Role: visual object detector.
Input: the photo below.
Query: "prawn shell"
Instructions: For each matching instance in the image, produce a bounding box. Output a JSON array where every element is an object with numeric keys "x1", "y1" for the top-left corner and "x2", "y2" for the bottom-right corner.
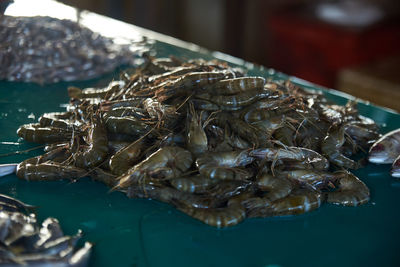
[
  {"x1": 369, "y1": 128, "x2": 400, "y2": 164},
  {"x1": 177, "y1": 203, "x2": 246, "y2": 228},
  {"x1": 326, "y1": 172, "x2": 370, "y2": 206},
  {"x1": 17, "y1": 124, "x2": 73, "y2": 143},
  {"x1": 16, "y1": 162, "x2": 87, "y2": 181}
]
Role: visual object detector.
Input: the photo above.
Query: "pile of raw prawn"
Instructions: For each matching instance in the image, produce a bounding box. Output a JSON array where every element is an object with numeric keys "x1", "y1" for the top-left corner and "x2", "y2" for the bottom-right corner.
[{"x1": 15, "y1": 58, "x2": 381, "y2": 227}]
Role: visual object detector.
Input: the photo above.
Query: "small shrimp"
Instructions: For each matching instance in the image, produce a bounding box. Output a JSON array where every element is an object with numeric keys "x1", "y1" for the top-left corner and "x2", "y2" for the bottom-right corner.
[
  {"x1": 247, "y1": 188, "x2": 322, "y2": 218},
  {"x1": 325, "y1": 171, "x2": 370, "y2": 206},
  {"x1": 187, "y1": 103, "x2": 208, "y2": 156},
  {"x1": 369, "y1": 128, "x2": 400, "y2": 164},
  {"x1": 109, "y1": 140, "x2": 144, "y2": 175},
  {"x1": 205, "y1": 77, "x2": 266, "y2": 95},
  {"x1": 17, "y1": 123, "x2": 73, "y2": 144},
  {"x1": 16, "y1": 162, "x2": 87, "y2": 181},
  {"x1": 196, "y1": 150, "x2": 255, "y2": 180},
  {"x1": 250, "y1": 146, "x2": 329, "y2": 170},
  {"x1": 113, "y1": 146, "x2": 193, "y2": 190},
  {"x1": 321, "y1": 126, "x2": 360, "y2": 169},
  {"x1": 391, "y1": 154, "x2": 400, "y2": 178},
  {"x1": 176, "y1": 201, "x2": 246, "y2": 228},
  {"x1": 256, "y1": 172, "x2": 293, "y2": 201},
  {"x1": 169, "y1": 174, "x2": 218, "y2": 193},
  {"x1": 74, "y1": 115, "x2": 108, "y2": 169}
]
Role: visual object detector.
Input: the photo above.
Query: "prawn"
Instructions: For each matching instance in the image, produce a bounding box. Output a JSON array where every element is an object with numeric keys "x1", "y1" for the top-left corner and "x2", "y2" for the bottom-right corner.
[
  {"x1": 205, "y1": 77, "x2": 266, "y2": 95},
  {"x1": 247, "y1": 187, "x2": 322, "y2": 217},
  {"x1": 109, "y1": 140, "x2": 144, "y2": 175},
  {"x1": 143, "y1": 98, "x2": 176, "y2": 120},
  {"x1": 273, "y1": 126, "x2": 295, "y2": 147},
  {"x1": 215, "y1": 112, "x2": 260, "y2": 147},
  {"x1": 169, "y1": 174, "x2": 218, "y2": 193},
  {"x1": 250, "y1": 146, "x2": 329, "y2": 171},
  {"x1": 325, "y1": 171, "x2": 370, "y2": 206},
  {"x1": 155, "y1": 72, "x2": 225, "y2": 102},
  {"x1": 369, "y1": 128, "x2": 400, "y2": 164},
  {"x1": 391, "y1": 154, "x2": 400, "y2": 178},
  {"x1": 176, "y1": 201, "x2": 246, "y2": 228},
  {"x1": 128, "y1": 184, "x2": 220, "y2": 208},
  {"x1": 321, "y1": 126, "x2": 360, "y2": 169},
  {"x1": 191, "y1": 99, "x2": 221, "y2": 111},
  {"x1": 256, "y1": 171, "x2": 293, "y2": 201},
  {"x1": 73, "y1": 115, "x2": 108, "y2": 169},
  {"x1": 16, "y1": 162, "x2": 87, "y2": 181},
  {"x1": 278, "y1": 169, "x2": 335, "y2": 191},
  {"x1": 196, "y1": 150, "x2": 255, "y2": 180},
  {"x1": 67, "y1": 81, "x2": 122, "y2": 99},
  {"x1": 112, "y1": 146, "x2": 193, "y2": 190},
  {"x1": 17, "y1": 123, "x2": 73, "y2": 144},
  {"x1": 104, "y1": 106, "x2": 147, "y2": 120},
  {"x1": 207, "y1": 180, "x2": 251, "y2": 200},
  {"x1": 242, "y1": 106, "x2": 290, "y2": 123},
  {"x1": 90, "y1": 168, "x2": 118, "y2": 188},
  {"x1": 105, "y1": 116, "x2": 152, "y2": 136},
  {"x1": 186, "y1": 103, "x2": 209, "y2": 156},
  {"x1": 39, "y1": 113, "x2": 76, "y2": 129},
  {"x1": 195, "y1": 88, "x2": 278, "y2": 109}
]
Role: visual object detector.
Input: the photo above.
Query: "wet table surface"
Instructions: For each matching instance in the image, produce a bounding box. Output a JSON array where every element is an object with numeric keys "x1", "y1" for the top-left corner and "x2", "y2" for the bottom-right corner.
[{"x1": 1, "y1": 1, "x2": 400, "y2": 266}]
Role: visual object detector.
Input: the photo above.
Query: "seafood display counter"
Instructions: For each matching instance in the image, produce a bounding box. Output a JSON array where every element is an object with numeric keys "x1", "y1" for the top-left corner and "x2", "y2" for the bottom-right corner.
[{"x1": 1, "y1": 1, "x2": 400, "y2": 266}]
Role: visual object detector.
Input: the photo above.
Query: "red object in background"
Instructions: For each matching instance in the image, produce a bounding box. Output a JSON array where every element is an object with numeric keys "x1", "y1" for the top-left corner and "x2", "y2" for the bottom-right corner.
[{"x1": 266, "y1": 11, "x2": 400, "y2": 87}]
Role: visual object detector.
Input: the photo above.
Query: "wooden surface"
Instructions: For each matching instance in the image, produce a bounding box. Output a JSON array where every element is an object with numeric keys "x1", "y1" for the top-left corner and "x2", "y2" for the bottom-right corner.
[{"x1": 337, "y1": 56, "x2": 400, "y2": 112}]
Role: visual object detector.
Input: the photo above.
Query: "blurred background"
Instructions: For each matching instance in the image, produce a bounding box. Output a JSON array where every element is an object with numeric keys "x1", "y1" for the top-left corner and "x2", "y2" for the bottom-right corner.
[{"x1": 60, "y1": 0, "x2": 400, "y2": 110}]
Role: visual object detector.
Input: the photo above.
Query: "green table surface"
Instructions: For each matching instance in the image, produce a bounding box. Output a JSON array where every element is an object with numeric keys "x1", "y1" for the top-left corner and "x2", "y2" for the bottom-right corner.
[{"x1": 1, "y1": 1, "x2": 400, "y2": 267}]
